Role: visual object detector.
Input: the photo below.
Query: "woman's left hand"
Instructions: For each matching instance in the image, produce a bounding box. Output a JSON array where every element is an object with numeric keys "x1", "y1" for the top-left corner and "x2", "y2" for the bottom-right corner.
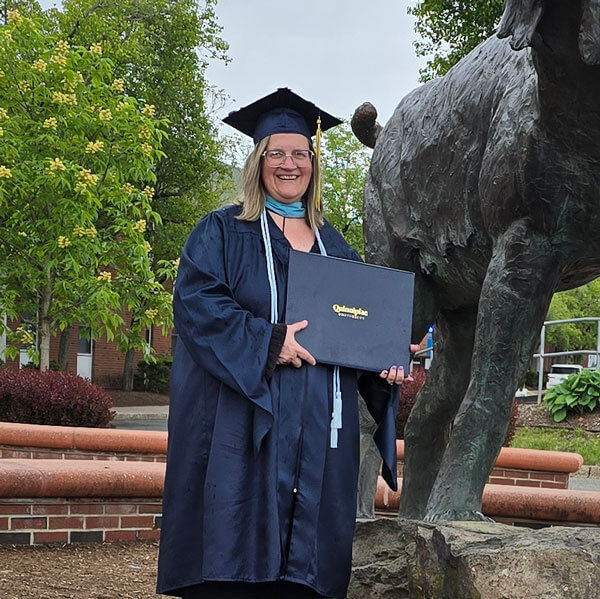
[
  {"x1": 378, "y1": 344, "x2": 421, "y2": 385},
  {"x1": 379, "y1": 365, "x2": 407, "y2": 385}
]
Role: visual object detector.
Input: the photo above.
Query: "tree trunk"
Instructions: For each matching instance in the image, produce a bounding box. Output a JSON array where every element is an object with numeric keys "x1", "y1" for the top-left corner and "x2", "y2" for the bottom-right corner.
[
  {"x1": 39, "y1": 271, "x2": 53, "y2": 371},
  {"x1": 39, "y1": 318, "x2": 51, "y2": 371},
  {"x1": 57, "y1": 325, "x2": 72, "y2": 371},
  {"x1": 122, "y1": 347, "x2": 136, "y2": 391}
]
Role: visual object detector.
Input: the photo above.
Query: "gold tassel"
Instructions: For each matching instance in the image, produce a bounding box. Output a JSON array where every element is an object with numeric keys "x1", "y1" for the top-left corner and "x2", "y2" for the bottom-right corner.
[{"x1": 314, "y1": 115, "x2": 322, "y2": 211}]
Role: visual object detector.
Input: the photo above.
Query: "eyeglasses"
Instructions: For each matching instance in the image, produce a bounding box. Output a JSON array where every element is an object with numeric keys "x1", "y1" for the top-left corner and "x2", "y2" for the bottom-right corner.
[{"x1": 261, "y1": 149, "x2": 314, "y2": 167}]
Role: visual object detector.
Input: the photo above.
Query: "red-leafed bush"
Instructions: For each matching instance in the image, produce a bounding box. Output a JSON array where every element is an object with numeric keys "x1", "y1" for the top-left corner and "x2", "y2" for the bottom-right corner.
[
  {"x1": 395, "y1": 367, "x2": 519, "y2": 446},
  {"x1": 0, "y1": 368, "x2": 114, "y2": 427},
  {"x1": 396, "y1": 367, "x2": 427, "y2": 439}
]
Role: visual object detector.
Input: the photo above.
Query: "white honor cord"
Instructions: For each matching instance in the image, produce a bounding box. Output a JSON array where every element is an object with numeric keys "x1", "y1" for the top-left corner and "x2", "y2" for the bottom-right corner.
[
  {"x1": 260, "y1": 211, "x2": 279, "y2": 324},
  {"x1": 260, "y1": 213, "x2": 342, "y2": 450},
  {"x1": 316, "y1": 229, "x2": 342, "y2": 449}
]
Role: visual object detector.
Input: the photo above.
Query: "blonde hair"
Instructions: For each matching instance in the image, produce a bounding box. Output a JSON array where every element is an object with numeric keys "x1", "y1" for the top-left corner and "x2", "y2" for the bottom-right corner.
[{"x1": 235, "y1": 135, "x2": 323, "y2": 230}]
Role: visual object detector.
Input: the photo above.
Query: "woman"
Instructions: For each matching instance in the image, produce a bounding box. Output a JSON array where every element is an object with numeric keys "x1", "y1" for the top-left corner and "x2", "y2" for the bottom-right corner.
[{"x1": 157, "y1": 89, "x2": 412, "y2": 599}]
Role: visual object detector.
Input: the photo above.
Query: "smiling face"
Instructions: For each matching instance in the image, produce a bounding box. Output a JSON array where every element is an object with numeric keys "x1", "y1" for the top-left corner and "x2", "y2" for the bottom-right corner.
[{"x1": 261, "y1": 133, "x2": 313, "y2": 204}]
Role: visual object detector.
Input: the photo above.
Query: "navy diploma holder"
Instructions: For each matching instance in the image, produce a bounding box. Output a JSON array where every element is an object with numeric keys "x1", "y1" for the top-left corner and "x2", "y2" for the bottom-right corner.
[{"x1": 285, "y1": 250, "x2": 415, "y2": 372}]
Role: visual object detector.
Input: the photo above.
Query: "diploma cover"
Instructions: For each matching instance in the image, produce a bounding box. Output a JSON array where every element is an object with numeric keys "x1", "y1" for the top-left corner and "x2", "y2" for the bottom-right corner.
[{"x1": 285, "y1": 250, "x2": 415, "y2": 372}]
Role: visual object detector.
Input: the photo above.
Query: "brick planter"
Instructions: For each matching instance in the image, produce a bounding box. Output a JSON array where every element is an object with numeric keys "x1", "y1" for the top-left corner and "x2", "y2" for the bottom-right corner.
[
  {"x1": 0, "y1": 459, "x2": 164, "y2": 546},
  {"x1": 0, "y1": 423, "x2": 594, "y2": 544},
  {"x1": 0, "y1": 445, "x2": 166, "y2": 462},
  {"x1": 0, "y1": 422, "x2": 166, "y2": 457},
  {"x1": 0, "y1": 498, "x2": 162, "y2": 545},
  {"x1": 394, "y1": 440, "x2": 582, "y2": 490},
  {"x1": 375, "y1": 478, "x2": 600, "y2": 526}
]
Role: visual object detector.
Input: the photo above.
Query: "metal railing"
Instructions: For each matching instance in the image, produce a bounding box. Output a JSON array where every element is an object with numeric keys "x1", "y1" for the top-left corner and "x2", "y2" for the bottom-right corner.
[{"x1": 533, "y1": 317, "x2": 600, "y2": 403}]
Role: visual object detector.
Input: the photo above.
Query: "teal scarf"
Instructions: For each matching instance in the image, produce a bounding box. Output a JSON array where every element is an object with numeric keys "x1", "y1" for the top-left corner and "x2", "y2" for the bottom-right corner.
[{"x1": 265, "y1": 195, "x2": 305, "y2": 218}]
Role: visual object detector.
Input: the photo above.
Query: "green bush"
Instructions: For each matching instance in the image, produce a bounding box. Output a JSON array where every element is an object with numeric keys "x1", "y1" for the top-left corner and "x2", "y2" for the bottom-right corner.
[
  {"x1": 543, "y1": 368, "x2": 600, "y2": 422},
  {"x1": 523, "y1": 370, "x2": 546, "y2": 388},
  {"x1": 134, "y1": 354, "x2": 172, "y2": 394}
]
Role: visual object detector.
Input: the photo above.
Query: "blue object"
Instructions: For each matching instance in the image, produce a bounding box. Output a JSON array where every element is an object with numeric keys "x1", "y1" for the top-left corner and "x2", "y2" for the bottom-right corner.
[
  {"x1": 426, "y1": 325, "x2": 434, "y2": 359},
  {"x1": 157, "y1": 206, "x2": 400, "y2": 598},
  {"x1": 265, "y1": 195, "x2": 306, "y2": 218},
  {"x1": 255, "y1": 107, "x2": 311, "y2": 142},
  {"x1": 286, "y1": 250, "x2": 414, "y2": 373}
]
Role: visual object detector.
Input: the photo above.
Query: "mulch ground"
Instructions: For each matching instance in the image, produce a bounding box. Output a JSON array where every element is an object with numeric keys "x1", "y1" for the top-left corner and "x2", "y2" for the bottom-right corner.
[
  {"x1": 517, "y1": 402, "x2": 600, "y2": 433},
  {"x1": 0, "y1": 542, "x2": 166, "y2": 598},
  {"x1": 108, "y1": 391, "x2": 169, "y2": 408}
]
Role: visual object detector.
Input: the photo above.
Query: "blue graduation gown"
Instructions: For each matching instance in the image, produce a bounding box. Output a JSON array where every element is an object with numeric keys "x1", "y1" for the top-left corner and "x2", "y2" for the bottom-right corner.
[{"x1": 157, "y1": 206, "x2": 398, "y2": 598}]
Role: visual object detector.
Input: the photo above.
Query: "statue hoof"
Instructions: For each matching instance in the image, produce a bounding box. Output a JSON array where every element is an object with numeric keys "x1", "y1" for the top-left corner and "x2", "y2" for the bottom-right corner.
[{"x1": 424, "y1": 509, "x2": 494, "y2": 523}]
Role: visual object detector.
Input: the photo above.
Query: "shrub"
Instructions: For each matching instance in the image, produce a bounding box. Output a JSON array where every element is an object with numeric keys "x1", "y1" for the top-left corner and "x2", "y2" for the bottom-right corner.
[
  {"x1": 396, "y1": 367, "x2": 427, "y2": 438},
  {"x1": 394, "y1": 367, "x2": 519, "y2": 446},
  {"x1": 504, "y1": 398, "x2": 519, "y2": 446},
  {"x1": 543, "y1": 368, "x2": 600, "y2": 422},
  {"x1": 134, "y1": 354, "x2": 172, "y2": 394},
  {"x1": 0, "y1": 368, "x2": 114, "y2": 427},
  {"x1": 523, "y1": 370, "x2": 545, "y2": 388}
]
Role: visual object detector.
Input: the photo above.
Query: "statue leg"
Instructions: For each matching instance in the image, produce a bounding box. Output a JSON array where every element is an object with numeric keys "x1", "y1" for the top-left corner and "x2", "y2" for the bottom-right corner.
[
  {"x1": 424, "y1": 222, "x2": 558, "y2": 521},
  {"x1": 356, "y1": 393, "x2": 379, "y2": 519},
  {"x1": 399, "y1": 308, "x2": 477, "y2": 519}
]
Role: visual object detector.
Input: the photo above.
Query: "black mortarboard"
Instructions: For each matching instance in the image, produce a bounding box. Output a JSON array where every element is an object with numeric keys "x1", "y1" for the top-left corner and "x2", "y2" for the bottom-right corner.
[{"x1": 223, "y1": 88, "x2": 342, "y2": 143}]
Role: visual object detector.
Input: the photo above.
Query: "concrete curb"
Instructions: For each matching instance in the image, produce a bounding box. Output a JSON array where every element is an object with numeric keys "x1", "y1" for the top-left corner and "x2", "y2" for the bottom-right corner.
[{"x1": 112, "y1": 406, "x2": 169, "y2": 421}]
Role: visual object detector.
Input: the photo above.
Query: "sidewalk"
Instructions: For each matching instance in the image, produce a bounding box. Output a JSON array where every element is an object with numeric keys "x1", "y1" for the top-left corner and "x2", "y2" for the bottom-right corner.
[
  {"x1": 570, "y1": 465, "x2": 600, "y2": 492},
  {"x1": 112, "y1": 405, "x2": 168, "y2": 431}
]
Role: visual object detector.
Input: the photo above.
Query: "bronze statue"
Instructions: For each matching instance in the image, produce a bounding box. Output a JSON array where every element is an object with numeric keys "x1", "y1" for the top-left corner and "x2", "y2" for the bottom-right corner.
[{"x1": 352, "y1": 0, "x2": 600, "y2": 521}]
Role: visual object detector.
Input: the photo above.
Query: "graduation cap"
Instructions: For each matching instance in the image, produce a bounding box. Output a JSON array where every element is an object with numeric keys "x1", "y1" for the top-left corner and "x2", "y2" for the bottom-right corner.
[
  {"x1": 223, "y1": 88, "x2": 343, "y2": 211},
  {"x1": 223, "y1": 87, "x2": 342, "y2": 144}
]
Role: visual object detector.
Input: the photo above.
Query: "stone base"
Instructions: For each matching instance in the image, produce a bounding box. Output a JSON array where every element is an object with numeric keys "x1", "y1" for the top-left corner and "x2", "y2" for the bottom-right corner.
[{"x1": 350, "y1": 519, "x2": 600, "y2": 599}]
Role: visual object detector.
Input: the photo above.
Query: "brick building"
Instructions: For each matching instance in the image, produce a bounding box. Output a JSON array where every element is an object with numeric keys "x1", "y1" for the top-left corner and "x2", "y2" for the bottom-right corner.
[{"x1": 0, "y1": 316, "x2": 173, "y2": 389}]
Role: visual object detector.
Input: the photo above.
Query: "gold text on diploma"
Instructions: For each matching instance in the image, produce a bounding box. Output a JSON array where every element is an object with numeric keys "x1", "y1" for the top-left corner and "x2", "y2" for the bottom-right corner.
[{"x1": 332, "y1": 304, "x2": 369, "y2": 320}]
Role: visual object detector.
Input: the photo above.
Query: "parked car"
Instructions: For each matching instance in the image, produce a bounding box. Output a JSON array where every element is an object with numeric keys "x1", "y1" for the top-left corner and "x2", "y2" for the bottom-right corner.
[{"x1": 546, "y1": 364, "x2": 584, "y2": 389}]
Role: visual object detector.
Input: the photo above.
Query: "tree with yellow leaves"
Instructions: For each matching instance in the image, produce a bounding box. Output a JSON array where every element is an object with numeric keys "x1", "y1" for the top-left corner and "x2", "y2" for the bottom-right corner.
[{"x1": 0, "y1": 8, "x2": 176, "y2": 371}]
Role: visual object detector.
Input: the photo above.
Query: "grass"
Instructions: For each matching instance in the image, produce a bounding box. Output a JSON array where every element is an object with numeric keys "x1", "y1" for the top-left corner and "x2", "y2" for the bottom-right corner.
[{"x1": 510, "y1": 427, "x2": 600, "y2": 465}]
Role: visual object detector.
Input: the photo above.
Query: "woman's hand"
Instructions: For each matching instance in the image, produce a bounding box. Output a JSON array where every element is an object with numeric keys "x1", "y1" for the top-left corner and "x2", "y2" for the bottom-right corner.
[
  {"x1": 277, "y1": 320, "x2": 316, "y2": 368},
  {"x1": 378, "y1": 344, "x2": 421, "y2": 384}
]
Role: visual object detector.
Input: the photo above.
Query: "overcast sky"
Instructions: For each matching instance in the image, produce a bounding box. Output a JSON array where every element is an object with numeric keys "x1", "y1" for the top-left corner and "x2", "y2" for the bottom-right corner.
[
  {"x1": 207, "y1": 1, "x2": 426, "y2": 128},
  {"x1": 39, "y1": 0, "x2": 427, "y2": 131}
]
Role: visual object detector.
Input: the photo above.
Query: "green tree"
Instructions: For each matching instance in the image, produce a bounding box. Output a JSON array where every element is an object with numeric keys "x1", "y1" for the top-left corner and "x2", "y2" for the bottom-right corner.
[
  {"x1": 1, "y1": 0, "x2": 41, "y2": 20},
  {"x1": 0, "y1": 9, "x2": 176, "y2": 371},
  {"x1": 409, "y1": 0, "x2": 503, "y2": 80},
  {"x1": 321, "y1": 122, "x2": 371, "y2": 256},
  {"x1": 51, "y1": 0, "x2": 231, "y2": 385},
  {"x1": 53, "y1": 0, "x2": 232, "y2": 263},
  {"x1": 546, "y1": 280, "x2": 600, "y2": 356}
]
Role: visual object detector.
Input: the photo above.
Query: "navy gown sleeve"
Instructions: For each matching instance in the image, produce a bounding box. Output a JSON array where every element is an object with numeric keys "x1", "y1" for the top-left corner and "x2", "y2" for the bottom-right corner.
[
  {"x1": 358, "y1": 373, "x2": 400, "y2": 492},
  {"x1": 173, "y1": 211, "x2": 274, "y2": 451}
]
